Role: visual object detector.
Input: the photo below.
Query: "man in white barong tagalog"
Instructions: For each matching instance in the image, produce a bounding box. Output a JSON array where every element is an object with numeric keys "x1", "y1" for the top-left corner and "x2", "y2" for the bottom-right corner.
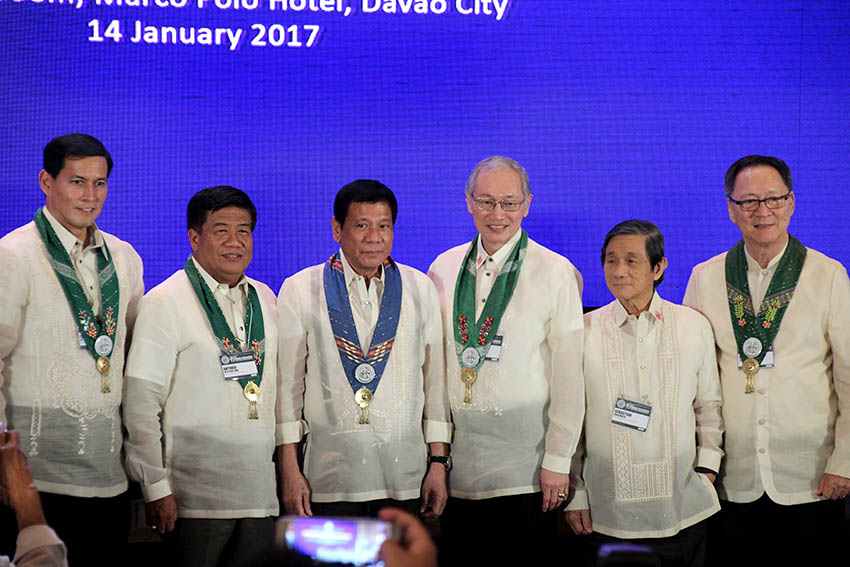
[
  {"x1": 567, "y1": 220, "x2": 723, "y2": 567},
  {"x1": 428, "y1": 156, "x2": 585, "y2": 566},
  {"x1": 277, "y1": 179, "x2": 451, "y2": 519},
  {"x1": 0, "y1": 134, "x2": 144, "y2": 564},
  {"x1": 683, "y1": 155, "x2": 850, "y2": 565},
  {"x1": 123, "y1": 186, "x2": 281, "y2": 567}
]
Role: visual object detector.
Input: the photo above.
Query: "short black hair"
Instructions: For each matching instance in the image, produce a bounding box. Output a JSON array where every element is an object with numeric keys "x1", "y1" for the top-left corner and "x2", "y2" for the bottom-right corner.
[
  {"x1": 187, "y1": 186, "x2": 257, "y2": 233},
  {"x1": 43, "y1": 133, "x2": 113, "y2": 178},
  {"x1": 333, "y1": 179, "x2": 398, "y2": 227},
  {"x1": 724, "y1": 155, "x2": 792, "y2": 198},
  {"x1": 601, "y1": 220, "x2": 666, "y2": 288}
]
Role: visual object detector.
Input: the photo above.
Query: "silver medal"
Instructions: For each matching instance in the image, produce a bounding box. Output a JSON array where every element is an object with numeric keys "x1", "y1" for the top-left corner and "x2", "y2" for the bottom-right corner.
[
  {"x1": 94, "y1": 335, "x2": 113, "y2": 357},
  {"x1": 354, "y1": 363, "x2": 376, "y2": 384},
  {"x1": 742, "y1": 337, "x2": 763, "y2": 358},
  {"x1": 461, "y1": 347, "x2": 481, "y2": 368}
]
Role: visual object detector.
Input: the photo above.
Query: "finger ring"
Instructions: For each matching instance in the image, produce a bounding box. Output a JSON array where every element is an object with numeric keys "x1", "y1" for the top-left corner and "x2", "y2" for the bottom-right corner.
[{"x1": 557, "y1": 492, "x2": 566, "y2": 499}]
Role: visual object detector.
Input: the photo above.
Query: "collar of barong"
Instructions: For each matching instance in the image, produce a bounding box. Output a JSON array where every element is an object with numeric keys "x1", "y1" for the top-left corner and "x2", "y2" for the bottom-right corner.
[
  {"x1": 33, "y1": 207, "x2": 120, "y2": 362},
  {"x1": 184, "y1": 257, "x2": 265, "y2": 388},
  {"x1": 323, "y1": 252, "x2": 402, "y2": 397},
  {"x1": 725, "y1": 234, "x2": 807, "y2": 366},
  {"x1": 452, "y1": 229, "x2": 528, "y2": 370}
]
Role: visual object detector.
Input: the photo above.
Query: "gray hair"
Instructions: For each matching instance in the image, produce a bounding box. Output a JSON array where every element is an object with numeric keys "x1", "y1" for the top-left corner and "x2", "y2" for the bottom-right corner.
[{"x1": 465, "y1": 156, "x2": 530, "y2": 198}]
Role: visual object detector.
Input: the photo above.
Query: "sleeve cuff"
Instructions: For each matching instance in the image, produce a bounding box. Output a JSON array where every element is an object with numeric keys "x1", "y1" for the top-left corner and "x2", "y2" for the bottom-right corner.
[
  {"x1": 143, "y1": 477, "x2": 173, "y2": 503},
  {"x1": 279, "y1": 420, "x2": 310, "y2": 445},
  {"x1": 423, "y1": 419, "x2": 453, "y2": 444},
  {"x1": 824, "y1": 454, "x2": 850, "y2": 479},
  {"x1": 696, "y1": 448, "x2": 723, "y2": 473},
  {"x1": 542, "y1": 451, "x2": 571, "y2": 474},
  {"x1": 565, "y1": 489, "x2": 588, "y2": 511},
  {"x1": 15, "y1": 525, "x2": 64, "y2": 556}
]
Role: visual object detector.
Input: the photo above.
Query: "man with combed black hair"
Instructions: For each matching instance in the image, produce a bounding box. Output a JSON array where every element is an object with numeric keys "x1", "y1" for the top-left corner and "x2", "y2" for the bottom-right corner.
[
  {"x1": 277, "y1": 179, "x2": 451, "y2": 518},
  {"x1": 684, "y1": 155, "x2": 850, "y2": 564},
  {"x1": 0, "y1": 134, "x2": 144, "y2": 564},
  {"x1": 567, "y1": 220, "x2": 723, "y2": 566},
  {"x1": 428, "y1": 156, "x2": 584, "y2": 565},
  {"x1": 123, "y1": 186, "x2": 281, "y2": 567}
]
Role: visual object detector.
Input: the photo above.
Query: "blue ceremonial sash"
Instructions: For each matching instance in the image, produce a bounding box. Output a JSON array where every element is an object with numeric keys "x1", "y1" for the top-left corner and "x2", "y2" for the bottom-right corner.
[{"x1": 323, "y1": 252, "x2": 402, "y2": 399}]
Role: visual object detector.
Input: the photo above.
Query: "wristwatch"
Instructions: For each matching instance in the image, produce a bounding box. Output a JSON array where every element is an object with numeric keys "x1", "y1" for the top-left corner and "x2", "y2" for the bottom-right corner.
[{"x1": 428, "y1": 455, "x2": 452, "y2": 471}]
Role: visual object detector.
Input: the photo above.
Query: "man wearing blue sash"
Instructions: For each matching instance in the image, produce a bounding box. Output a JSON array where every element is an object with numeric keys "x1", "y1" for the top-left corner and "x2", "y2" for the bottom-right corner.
[
  {"x1": 428, "y1": 156, "x2": 585, "y2": 565},
  {"x1": 123, "y1": 186, "x2": 280, "y2": 566},
  {"x1": 277, "y1": 180, "x2": 451, "y2": 518},
  {"x1": 684, "y1": 155, "x2": 850, "y2": 564},
  {"x1": 0, "y1": 134, "x2": 144, "y2": 564}
]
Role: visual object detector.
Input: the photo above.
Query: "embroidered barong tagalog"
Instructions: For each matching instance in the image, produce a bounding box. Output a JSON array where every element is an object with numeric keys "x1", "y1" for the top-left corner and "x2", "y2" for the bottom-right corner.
[
  {"x1": 323, "y1": 253, "x2": 402, "y2": 424},
  {"x1": 724, "y1": 235, "x2": 806, "y2": 393},
  {"x1": 34, "y1": 207, "x2": 120, "y2": 393},
  {"x1": 184, "y1": 258, "x2": 266, "y2": 419},
  {"x1": 452, "y1": 230, "x2": 528, "y2": 403}
]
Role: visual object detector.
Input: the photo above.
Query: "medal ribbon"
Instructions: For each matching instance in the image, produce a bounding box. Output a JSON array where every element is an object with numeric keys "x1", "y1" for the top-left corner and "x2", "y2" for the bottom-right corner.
[
  {"x1": 323, "y1": 252, "x2": 402, "y2": 397},
  {"x1": 184, "y1": 258, "x2": 265, "y2": 389},
  {"x1": 452, "y1": 230, "x2": 528, "y2": 371},
  {"x1": 33, "y1": 207, "x2": 120, "y2": 364},
  {"x1": 724, "y1": 235, "x2": 807, "y2": 366}
]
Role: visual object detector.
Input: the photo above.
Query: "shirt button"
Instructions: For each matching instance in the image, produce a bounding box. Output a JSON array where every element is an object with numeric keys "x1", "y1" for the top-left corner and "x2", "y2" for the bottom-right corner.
[
  {"x1": 640, "y1": 364, "x2": 646, "y2": 370},
  {"x1": 758, "y1": 388, "x2": 765, "y2": 395},
  {"x1": 485, "y1": 272, "x2": 492, "y2": 277},
  {"x1": 758, "y1": 448, "x2": 766, "y2": 454},
  {"x1": 481, "y1": 298, "x2": 486, "y2": 303},
  {"x1": 638, "y1": 338, "x2": 644, "y2": 343},
  {"x1": 758, "y1": 418, "x2": 765, "y2": 425}
]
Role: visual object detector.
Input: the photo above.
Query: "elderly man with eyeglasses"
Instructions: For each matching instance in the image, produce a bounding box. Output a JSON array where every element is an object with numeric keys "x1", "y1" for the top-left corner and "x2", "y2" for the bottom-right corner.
[
  {"x1": 427, "y1": 156, "x2": 585, "y2": 566},
  {"x1": 683, "y1": 155, "x2": 850, "y2": 565}
]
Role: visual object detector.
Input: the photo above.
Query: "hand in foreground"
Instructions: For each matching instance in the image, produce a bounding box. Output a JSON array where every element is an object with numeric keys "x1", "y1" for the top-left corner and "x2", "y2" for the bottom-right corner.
[
  {"x1": 540, "y1": 468, "x2": 569, "y2": 512},
  {"x1": 419, "y1": 463, "x2": 447, "y2": 517},
  {"x1": 566, "y1": 508, "x2": 593, "y2": 535},
  {"x1": 0, "y1": 426, "x2": 47, "y2": 529},
  {"x1": 378, "y1": 508, "x2": 437, "y2": 567},
  {"x1": 146, "y1": 494, "x2": 177, "y2": 534},
  {"x1": 817, "y1": 473, "x2": 850, "y2": 500}
]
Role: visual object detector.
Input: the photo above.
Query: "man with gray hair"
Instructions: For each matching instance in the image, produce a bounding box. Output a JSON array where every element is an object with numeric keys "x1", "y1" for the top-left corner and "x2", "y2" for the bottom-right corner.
[
  {"x1": 683, "y1": 155, "x2": 850, "y2": 564},
  {"x1": 428, "y1": 156, "x2": 584, "y2": 565}
]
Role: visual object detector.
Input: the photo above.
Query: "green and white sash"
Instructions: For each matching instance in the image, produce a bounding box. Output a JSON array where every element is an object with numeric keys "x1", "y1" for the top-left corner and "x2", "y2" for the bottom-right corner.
[
  {"x1": 452, "y1": 230, "x2": 527, "y2": 403},
  {"x1": 34, "y1": 207, "x2": 119, "y2": 393}
]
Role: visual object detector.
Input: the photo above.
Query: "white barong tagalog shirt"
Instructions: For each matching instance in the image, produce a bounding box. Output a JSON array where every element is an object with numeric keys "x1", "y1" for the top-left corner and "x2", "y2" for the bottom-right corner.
[
  {"x1": 568, "y1": 294, "x2": 723, "y2": 538},
  {"x1": 0, "y1": 212, "x2": 144, "y2": 497},
  {"x1": 277, "y1": 251, "x2": 452, "y2": 502},
  {"x1": 684, "y1": 245, "x2": 850, "y2": 504},
  {"x1": 123, "y1": 259, "x2": 280, "y2": 518},
  {"x1": 428, "y1": 232, "x2": 585, "y2": 499}
]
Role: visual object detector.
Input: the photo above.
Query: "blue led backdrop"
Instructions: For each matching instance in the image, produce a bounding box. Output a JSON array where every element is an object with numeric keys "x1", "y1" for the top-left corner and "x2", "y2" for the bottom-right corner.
[{"x1": 1, "y1": 1, "x2": 848, "y2": 306}]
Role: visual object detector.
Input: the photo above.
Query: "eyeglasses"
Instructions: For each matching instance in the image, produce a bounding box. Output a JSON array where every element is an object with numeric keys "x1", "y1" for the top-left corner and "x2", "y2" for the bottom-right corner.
[
  {"x1": 470, "y1": 196, "x2": 527, "y2": 212},
  {"x1": 728, "y1": 191, "x2": 792, "y2": 212}
]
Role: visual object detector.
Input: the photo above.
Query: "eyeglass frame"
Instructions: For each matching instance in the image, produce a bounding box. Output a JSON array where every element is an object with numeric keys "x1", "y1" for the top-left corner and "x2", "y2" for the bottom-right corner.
[
  {"x1": 469, "y1": 195, "x2": 528, "y2": 212},
  {"x1": 727, "y1": 191, "x2": 792, "y2": 212}
]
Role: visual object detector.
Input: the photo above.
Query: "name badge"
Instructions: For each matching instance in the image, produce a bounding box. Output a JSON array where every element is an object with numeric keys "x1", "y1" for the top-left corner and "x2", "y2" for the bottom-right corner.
[
  {"x1": 485, "y1": 335, "x2": 503, "y2": 361},
  {"x1": 220, "y1": 351, "x2": 258, "y2": 381},
  {"x1": 611, "y1": 397, "x2": 651, "y2": 432},
  {"x1": 737, "y1": 345, "x2": 775, "y2": 369}
]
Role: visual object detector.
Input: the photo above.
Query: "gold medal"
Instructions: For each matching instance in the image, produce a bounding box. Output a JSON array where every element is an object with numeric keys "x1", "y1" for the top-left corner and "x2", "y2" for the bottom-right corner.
[
  {"x1": 96, "y1": 356, "x2": 111, "y2": 393},
  {"x1": 460, "y1": 367, "x2": 477, "y2": 404},
  {"x1": 355, "y1": 386, "x2": 373, "y2": 424},
  {"x1": 742, "y1": 357, "x2": 759, "y2": 394},
  {"x1": 243, "y1": 381, "x2": 260, "y2": 420}
]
